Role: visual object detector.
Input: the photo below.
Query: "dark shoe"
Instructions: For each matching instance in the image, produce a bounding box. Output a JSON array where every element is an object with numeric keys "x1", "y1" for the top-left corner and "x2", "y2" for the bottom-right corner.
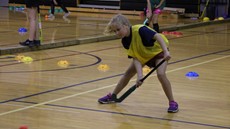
[
  {"x1": 34, "y1": 40, "x2": 41, "y2": 46},
  {"x1": 98, "y1": 93, "x2": 117, "y2": 104},
  {"x1": 168, "y1": 101, "x2": 179, "y2": 113},
  {"x1": 19, "y1": 39, "x2": 34, "y2": 47}
]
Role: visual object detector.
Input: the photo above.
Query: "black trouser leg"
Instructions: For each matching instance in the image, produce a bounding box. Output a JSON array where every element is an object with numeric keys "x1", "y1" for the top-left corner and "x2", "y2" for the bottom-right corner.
[
  {"x1": 57, "y1": 0, "x2": 69, "y2": 13},
  {"x1": 153, "y1": 23, "x2": 159, "y2": 33},
  {"x1": 50, "y1": 0, "x2": 55, "y2": 14}
]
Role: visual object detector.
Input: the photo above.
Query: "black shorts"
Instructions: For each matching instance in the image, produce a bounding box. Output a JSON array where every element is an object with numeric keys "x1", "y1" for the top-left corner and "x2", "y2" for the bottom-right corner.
[
  {"x1": 145, "y1": 52, "x2": 164, "y2": 68},
  {"x1": 25, "y1": 0, "x2": 39, "y2": 8}
]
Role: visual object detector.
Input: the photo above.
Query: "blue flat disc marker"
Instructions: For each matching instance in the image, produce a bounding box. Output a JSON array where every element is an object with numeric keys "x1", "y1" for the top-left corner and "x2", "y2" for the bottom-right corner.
[{"x1": 185, "y1": 71, "x2": 199, "y2": 80}]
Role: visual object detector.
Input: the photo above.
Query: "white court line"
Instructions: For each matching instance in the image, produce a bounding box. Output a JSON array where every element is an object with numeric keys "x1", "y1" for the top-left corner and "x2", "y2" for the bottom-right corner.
[
  {"x1": 4, "y1": 103, "x2": 81, "y2": 114},
  {"x1": 0, "y1": 55, "x2": 229, "y2": 116}
]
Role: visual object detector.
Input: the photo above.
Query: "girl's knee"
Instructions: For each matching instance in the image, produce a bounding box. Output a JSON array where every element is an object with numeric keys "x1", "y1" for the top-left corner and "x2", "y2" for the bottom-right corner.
[
  {"x1": 125, "y1": 70, "x2": 135, "y2": 77},
  {"x1": 157, "y1": 72, "x2": 166, "y2": 79}
]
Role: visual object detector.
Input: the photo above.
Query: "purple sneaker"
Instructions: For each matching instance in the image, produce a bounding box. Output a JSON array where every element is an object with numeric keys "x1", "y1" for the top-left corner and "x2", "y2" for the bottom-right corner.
[
  {"x1": 168, "y1": 101, "x2": 179, "y2": 113},
  {"x1": 98, "y1": 93, "x2": 117, "y2": 104}
]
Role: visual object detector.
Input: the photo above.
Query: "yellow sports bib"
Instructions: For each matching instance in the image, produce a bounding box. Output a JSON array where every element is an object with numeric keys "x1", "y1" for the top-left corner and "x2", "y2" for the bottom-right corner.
[{"x1": 127, "y1": 25, "x2": 169, "y2": 64}]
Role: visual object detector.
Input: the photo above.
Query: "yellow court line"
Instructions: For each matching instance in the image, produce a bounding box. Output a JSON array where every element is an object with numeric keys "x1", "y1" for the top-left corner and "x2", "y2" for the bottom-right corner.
[{"x1": 0, "y1": 55, "x2": 229, "y2": 116}]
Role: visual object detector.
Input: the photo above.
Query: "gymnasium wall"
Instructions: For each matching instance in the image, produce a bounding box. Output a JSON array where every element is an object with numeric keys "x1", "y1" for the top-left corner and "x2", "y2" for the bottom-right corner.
[
  {"x1": 166, "y1": 0, "x2": 200, "y2": 13},
  {"x1": 7, "y1": 0, "x2": 201, "y2": 13},
  {"x1": 200, "y1": 0, "x2": 229, "y2": 19},
  {"x1": 8, "y1": 0, "x2": 77, "y2": 7},
  {"x1": 9, "y1": 0, "x2": 229, "y2": 16},
  {"x1": 77, "y1": 0, "x2": 200, "y2": 13},
  {"x1": 0, "y1": 0, "x2": 9, "y2": 6},
  {"x1": 120, "y1": 0, "x2": 200, "y2": 13}
]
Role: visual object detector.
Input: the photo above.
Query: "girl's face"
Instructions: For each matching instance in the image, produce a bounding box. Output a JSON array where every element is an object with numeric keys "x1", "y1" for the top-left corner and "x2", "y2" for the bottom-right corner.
[{"x1": 110, "y1": 24, "x2": 129, "y2": 38}]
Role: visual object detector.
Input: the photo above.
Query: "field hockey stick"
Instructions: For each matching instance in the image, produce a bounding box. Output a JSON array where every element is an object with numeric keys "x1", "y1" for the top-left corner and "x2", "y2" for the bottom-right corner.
[
  {"x1": 116, "y1": 59, "x2": 166, "y2": 102},
  {"x1": 143, "y1": 18, "x2": 149, "y2": 26},
  {"x1": 37, "y1": 6, "x2": 43, "y2": 42},
  {"x1": 200, "y1": 0, "x2": 210, "y2": 19}
]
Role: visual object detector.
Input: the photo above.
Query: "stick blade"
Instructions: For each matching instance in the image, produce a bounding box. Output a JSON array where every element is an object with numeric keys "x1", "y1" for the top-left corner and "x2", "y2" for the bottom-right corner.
[{"x1": 116, "y1": 85, "x2": 137, "y2": 102}]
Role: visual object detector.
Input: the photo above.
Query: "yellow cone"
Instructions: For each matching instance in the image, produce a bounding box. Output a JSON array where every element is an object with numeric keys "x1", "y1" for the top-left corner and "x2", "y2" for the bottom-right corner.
[
  {"x1": 218, "y1": 17, "x2": 224, "y2": 20},
  {"x1": 97, "y1": 64, "x2": 110, "y2": 72},
  {"x1": 203, "y1": 17, "x2": 210, "y2": 22},
  {"x1": 57, "y1": 60, "x2": 69, "y2": 68},
  {"x1": 21, "y1": 56, "x2": 33, "y2": 64},
  {"x1": 15, "y1": 55, "x2": 25, "y2": 62}
]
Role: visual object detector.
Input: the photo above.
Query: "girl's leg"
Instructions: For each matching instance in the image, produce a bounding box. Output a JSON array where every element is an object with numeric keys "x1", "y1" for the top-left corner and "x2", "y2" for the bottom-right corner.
[
  {"x1": 151, "y1": 13, "x2": 160, "y2": 32},
  {"x1": 155, "y1": 59, "x2": 174, "y2": 101},
  {"x1": 98, "y1": 62, "x2": 136, "y2": 104},
  {"x1": 57, "y1": 0, "x2": 69, "y2": 13},
  {"x1": 28, "y1": 8, "x2": 37, "y2": 41},
  {"x1": 113, "y1": 62, "x2": 137, "y2": 95},
  {"x1": 145, "y1": 14, "x2": 152, "y2": 27},
  {"x1": 50, "y1": 0, "x2": 55, "y2": 15}
]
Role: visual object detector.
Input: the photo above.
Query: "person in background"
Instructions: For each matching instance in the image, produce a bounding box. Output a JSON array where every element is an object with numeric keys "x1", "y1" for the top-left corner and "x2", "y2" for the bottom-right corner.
[
  {"x1": 146, "y1": 0, "x2": 166, "y2": 32},
  {"x1": 47, "y1": 0, "x2": 70, "y2": 20},
  {"x1": 19, "y1": 0, "x2": 40, "y2": 47}
]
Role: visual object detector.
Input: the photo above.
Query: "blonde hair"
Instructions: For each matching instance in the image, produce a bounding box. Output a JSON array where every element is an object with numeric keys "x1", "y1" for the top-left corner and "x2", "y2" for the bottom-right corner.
[{"x1": 104, "y1": 14, "x2": 131, "y2": 35}]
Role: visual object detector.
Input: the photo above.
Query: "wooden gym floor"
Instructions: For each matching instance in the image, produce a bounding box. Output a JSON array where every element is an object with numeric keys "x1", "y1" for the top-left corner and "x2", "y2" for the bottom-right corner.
[{"x1": 0, "y1": 5, "x2": 230, "y2": 129}]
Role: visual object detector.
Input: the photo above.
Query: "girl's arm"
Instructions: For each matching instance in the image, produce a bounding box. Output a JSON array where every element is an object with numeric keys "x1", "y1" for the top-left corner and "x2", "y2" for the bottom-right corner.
[
  {"x1": 146, "y1": 0, "x2": 152, "y2": 18},
  {"x1": 154, "y1": 34, "x2": 171, "y2": 61},
  {"x1": 133, "y1": 58, "x2": 143, "y2": 87},
  {"x1": 156, "y1": 0, "x2": 165, "y2": 8}
]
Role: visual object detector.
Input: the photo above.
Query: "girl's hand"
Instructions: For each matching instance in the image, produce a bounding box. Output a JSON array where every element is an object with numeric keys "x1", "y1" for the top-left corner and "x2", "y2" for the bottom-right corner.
[
  {"x1": 164, "y1": 51, "x2": 171, "y2": 61},
  {"x1": 136, "y1": 79, "x2": 143, "y2": 87}
]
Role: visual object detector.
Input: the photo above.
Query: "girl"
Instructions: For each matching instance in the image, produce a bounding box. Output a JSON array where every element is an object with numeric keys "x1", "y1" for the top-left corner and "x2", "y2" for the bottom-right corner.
[{"x1": 98, "y1": 14, "x2": 178, "y2": 113}]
